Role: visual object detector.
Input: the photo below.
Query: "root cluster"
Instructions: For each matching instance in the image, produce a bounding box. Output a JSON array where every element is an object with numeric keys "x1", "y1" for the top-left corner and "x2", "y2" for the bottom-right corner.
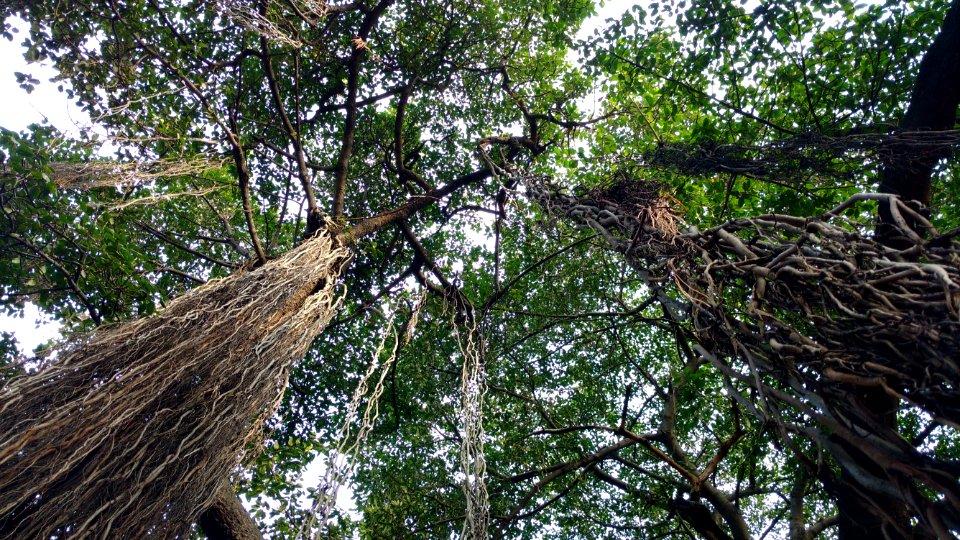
[
  {"x1": 51, "y1": 156, "x2": 229, "y2": 190},
  {"x1": 456, "y1": 313, "x2": 489, "y2": 540},
  {"x1": 527, "y1": 175, "x2": 960, "y2": 536}
]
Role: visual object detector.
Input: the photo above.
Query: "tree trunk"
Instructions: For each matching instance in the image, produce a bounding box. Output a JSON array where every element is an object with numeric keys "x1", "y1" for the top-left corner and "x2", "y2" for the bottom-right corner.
[
  {"x1": 198, "y1": 484, "x2": 264, "y2": 540},
  {"x1": 0, "y1": 232, "x2": 350, "y2": 539},
  {"x1": 877, "y1": 0, "x2": 960, "y2": 246},
  {"x1": 838, "y1": 1, "x2": 960, "y2": 538}
]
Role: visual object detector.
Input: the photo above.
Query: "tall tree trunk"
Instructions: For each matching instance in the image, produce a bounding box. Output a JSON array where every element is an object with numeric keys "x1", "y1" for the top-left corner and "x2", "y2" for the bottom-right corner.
[
  {"x1": 839, "y1": 1, "x2": 960, "y2": 538},
  {"x1": 0, "y1": 232, "x2": 350, "y2": 539},
  {"x1": 878, "y1": 0, "x2": 960, "y2": 230}
]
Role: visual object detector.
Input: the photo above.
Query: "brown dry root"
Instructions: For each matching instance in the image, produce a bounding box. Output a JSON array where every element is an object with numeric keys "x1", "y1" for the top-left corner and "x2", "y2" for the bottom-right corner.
[
  {"x1": 50, "y1": 156, "x2": 230, "y2": 190},
  {"x1": 527, "y1": 176, "x2": 960, "y2": 537},
  {"x1": 0, "y1": 230, "x2": 350, "y2": 539}
]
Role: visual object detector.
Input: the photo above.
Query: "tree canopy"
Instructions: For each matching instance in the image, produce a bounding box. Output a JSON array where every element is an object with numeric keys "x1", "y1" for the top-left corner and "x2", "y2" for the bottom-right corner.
[{"x1": 1, "y1": 0, "x2": 959, "y2": 538}]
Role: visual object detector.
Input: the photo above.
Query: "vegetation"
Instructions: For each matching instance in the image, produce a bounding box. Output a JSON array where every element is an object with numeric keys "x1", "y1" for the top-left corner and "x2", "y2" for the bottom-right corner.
[{"x1": 0, "y1": 0, "x2": 958, "y2": 538}]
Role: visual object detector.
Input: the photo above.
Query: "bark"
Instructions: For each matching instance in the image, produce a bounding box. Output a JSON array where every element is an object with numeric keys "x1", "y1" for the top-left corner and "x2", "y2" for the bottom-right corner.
[
  {"x1": 330, "y1": 0, "x2": 395, "y2": 219},
  {"x1": 198, "y1": 484, "x2": 264, "y2": 540}
]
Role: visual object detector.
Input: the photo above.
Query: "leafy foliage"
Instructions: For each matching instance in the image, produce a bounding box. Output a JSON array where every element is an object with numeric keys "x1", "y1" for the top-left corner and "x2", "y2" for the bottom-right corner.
[{"x1": 1, "y1": 0, "x2": 959, "y2": 538}]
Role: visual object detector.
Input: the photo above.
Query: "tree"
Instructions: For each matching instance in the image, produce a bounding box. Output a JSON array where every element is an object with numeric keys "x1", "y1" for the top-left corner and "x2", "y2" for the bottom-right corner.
[
  {"x1": 0, "y1": 0, "x2": 591, "y2": 537},
  {"x1": 1, "y1": 0, "x2": 958, "y2": 538}
]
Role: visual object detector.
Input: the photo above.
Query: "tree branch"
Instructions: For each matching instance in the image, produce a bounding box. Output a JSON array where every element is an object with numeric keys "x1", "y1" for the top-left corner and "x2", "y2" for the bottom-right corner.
[
  {"x1": 259, "y1": 37, "x2": 320, "y2": 231},
  {"x1": 331, "y1": 0, "x2": 395, "y2": 218},
  {"x1": 336, "y1": 167, "x2": 492, "y2": 244}
]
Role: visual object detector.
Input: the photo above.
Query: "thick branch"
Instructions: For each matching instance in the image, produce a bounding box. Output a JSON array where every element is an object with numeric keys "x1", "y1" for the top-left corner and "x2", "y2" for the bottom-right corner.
[
  {"x1": 879, "y1": 0, "x2": 960, "y2": 206},
  {"x1": 673, "y1": 498, "x2": 735, "y2": 540},
  {"x1": 878, "y1": 0, "x2": 960, "y2": 241},
  {"x1": 259, "y1": 38, "x2": 319, "y2": 228},
  {"x1": 230, "y1": 142, "x2": 268, "y2": 265},
  {"x1": 847, "y1": 3, "x2": 960, "y2": 536},
  {"x1": 336, "y1": 167, "x2": 491, "y2": 244},
  {"x1": 331, "y1": 0, "x2": 394, "y2": 218}
]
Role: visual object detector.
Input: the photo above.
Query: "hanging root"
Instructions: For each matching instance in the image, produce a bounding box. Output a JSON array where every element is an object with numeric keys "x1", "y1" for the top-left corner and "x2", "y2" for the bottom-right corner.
[
  {"x1": 50, "y1": 156, "x2": 230, "y2": 191},
  {"x1": 300, "y1": 310, "x2": 400, "y2": 539},
  {"x1": 0, "y1": 230, "x2": 350, "y2": 539},
  {"x1": 455, "y1": 312, "x2": 490, "y2": 540},
  {"x1": 216, "y1": 0, "x2": 301, "y2": 47}
]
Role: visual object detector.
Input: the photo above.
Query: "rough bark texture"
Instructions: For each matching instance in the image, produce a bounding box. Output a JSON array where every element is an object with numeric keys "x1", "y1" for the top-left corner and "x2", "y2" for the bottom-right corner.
[
  {"x1": 198, "y1": 484, "x2": 264, "y2": 540},
  {"x1": 0, "y1": 232, "x2": 350, "y2": 539}
]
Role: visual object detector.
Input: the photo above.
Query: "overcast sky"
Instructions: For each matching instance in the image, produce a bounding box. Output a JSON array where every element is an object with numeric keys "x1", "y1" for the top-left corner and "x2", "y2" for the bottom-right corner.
[{"x1": 1, "y1": 20, "x2": 78, "y2": 355}]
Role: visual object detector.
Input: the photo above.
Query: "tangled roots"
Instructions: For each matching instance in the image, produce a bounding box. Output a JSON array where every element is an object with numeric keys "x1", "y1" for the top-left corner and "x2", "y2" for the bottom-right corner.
[
  {"x1": 455, "y1": 312, "x2": 490, "y2": 539},
  {"x1": 527, "y1": 176, "x2": 960, "y2": 536},
  {"x1": 0, "y1": 231, "x2": 350, "y2": 539}
]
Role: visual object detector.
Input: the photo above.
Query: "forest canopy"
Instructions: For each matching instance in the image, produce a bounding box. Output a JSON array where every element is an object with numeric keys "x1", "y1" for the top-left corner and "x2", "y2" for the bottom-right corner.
[{"x1": 1, "y1": 0, "x2": 959, "y2": 539}]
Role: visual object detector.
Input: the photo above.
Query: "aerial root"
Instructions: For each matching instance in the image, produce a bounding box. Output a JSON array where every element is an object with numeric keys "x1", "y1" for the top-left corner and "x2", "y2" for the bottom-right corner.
[
  {"x1": 300, "y1": 308, "x2": 400, "y2": 539},
  {"x1": 0, "y1": 230, "x2": 350, "y2": 539},
  {"x1": 527, "y1": 175, "x2": 960, "y2": 535},
  {"x1": 455, "y1": 308, "x2": 490, "y2": 540}
]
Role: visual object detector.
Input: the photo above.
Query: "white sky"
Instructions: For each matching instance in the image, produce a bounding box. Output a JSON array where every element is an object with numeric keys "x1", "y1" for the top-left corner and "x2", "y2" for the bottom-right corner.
[
  {"x1": 0, "y1": 20, "x2": 91, "y2": 133},
  {"x1": 0, "y1": 20, "x2": 78, "y2": 355}
]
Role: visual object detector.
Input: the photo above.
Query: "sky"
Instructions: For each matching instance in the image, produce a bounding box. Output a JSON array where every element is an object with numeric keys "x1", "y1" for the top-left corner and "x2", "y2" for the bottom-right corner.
[{"x1": 1, "y1": 20, "x2": 91, "y2": 133}]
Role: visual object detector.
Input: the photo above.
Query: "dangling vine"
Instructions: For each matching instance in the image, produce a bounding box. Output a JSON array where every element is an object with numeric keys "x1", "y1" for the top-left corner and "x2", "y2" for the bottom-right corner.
[
  {"x1": 453, "y1": 308, "x2": 490, "y2": 539},
  {"x1": 298, "y1": 295, "x2": 426, "y2": 538}
]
